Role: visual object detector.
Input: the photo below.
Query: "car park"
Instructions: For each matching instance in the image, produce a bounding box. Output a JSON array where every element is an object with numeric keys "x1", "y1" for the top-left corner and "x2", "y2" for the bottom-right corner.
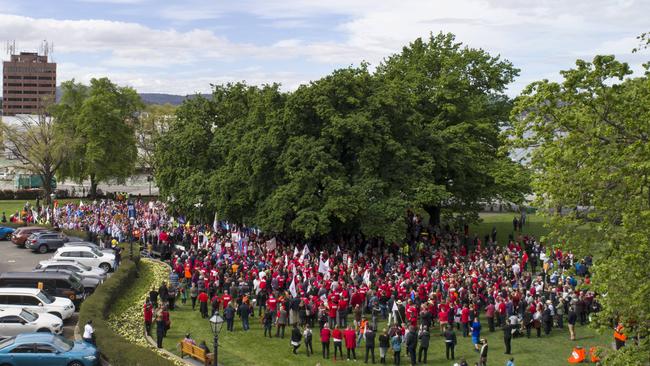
[
  {"x1": 31, "y1": 269, "x2": 101, "y2": 294},
  {"x1": 51, "y1": 247, "x2": 116, "y2": 273},
  {"x1": 0, "y1": 272, "x2": 85, "y2": 305},
  {"x1": 25, "y1": 231, "x2": 79, "y2": 254},
  {"x1": 10, "y1": 227, "x2": 48, "y2": 247},
  {"x1": 0, "y1": 288, "x2": 75, "y2": 320},
  {"x1": 0, "y1": 226, "x2": 15, "y2": 240},
  {"x1": 0, "y1": 308, "x2": 63, "y2": 336},
  {"x1": 0, "y1": 333, "x2": 99, "y2": 366},
  {"x1": 36, "y1": 260, "x2": 107, "y2": 281}
]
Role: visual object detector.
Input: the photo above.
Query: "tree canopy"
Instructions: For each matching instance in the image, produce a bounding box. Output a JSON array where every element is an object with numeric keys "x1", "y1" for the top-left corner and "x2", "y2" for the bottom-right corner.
[
  {"x1": 154, "y1": 33, "x2": 528, "y2": 241},
  {"x1": 53, "y1": 78, "x2": 143, "y2": 196},
  {"x1": 509, "y1": 55, "x2": 650, "y2": 365}
]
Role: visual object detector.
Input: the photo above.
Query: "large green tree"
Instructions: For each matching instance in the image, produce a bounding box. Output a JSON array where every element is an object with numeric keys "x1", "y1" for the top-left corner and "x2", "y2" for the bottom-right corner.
[
  {"x1": 155, "y1": 33, "x2": 528, "y2": 241},
  {"x1": 0, "y1": 98, "x2": 67, "y2": 205},
  {"x1": 510, "y1": 55, "x2": 650, "y2": 365},
  {"x1": 54, "y1": 78, "x2": 143, "y2": 196}
]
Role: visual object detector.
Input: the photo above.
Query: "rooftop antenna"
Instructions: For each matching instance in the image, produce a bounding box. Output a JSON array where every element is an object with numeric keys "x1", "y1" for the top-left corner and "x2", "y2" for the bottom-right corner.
[
  {"x1": 5, "y1": 40, "x2": 16, "y2": 55},
  {"x1": 40, "y1": 40, "x2": 53, "y2": 58}
]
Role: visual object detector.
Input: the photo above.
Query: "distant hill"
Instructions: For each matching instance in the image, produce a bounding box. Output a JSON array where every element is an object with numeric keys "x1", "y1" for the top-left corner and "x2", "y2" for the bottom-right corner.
[
  {"x1": 55, "y1": 87, "x2": 210, "y2": 106},
  {"x1": 139, "y1": 93, "x2": 211, "y2": 105}
]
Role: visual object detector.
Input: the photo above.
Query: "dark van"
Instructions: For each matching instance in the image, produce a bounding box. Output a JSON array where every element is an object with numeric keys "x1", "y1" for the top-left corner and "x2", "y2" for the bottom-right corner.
[{"x1": 0, "y1": 272, "x2": 85, "y2": 304}]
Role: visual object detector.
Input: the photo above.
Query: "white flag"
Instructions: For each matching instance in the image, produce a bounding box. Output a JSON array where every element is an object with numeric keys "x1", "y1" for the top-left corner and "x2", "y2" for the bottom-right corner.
[
  {"x1": 363, "y1": 269, "x2": 371, "y2": 286},
  {"x1": 266, "y1": 237, "x2": 277, "y2": 251},
  {"x1": 212, "y1": 212, "x2": 218, "y2": 232},
  {"x1": 336, "y1": 245, "x2": 341, "y2": 254},
  {"x1": 293, "y1": 246, "x2": 299, "y2": 258},
  {"x1": 318, "y1": 258, "x2": 330, "y2": 275},
  {"x1": 392, "y1": 301, "x2": 399, "y2": 312},
  {"x1": 300, "y1": 245, "x2": 310, "y2": 263},
  {"x1": 289, "y1": 276, "x2": 297, "y2": 297}
]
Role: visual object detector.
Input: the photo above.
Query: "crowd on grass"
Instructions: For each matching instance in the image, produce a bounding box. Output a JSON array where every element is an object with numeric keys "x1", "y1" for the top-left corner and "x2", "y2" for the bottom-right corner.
[{"x1": 35, "y1": 198, "x2": 604, "y2": 366}]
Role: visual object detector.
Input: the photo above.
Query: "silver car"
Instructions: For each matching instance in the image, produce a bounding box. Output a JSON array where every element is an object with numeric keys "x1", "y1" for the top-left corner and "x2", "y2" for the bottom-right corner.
[
  {"x1": 0, "y1": 308, "x2": 63, "y2": 336},
  {"x1": 36, "y1": 260, "x2": 107, "y2": 280}
]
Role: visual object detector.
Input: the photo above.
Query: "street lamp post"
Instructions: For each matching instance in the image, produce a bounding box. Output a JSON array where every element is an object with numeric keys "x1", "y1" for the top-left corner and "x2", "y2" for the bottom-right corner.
[
  {"x1": 129, "y1": 216, "x2": 135, "y2": 260},
  {"x1": 209, "y1": 314, "x2": 224, "y2": 366},
  {"x1": 50, "y1": 193, "x2": 55, "y2": 226}
]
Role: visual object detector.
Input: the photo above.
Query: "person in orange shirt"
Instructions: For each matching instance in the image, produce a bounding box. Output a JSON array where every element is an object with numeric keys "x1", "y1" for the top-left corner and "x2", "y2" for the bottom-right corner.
[{"x1": 614, "y1": 322, "x2": 627, "y2": 350}]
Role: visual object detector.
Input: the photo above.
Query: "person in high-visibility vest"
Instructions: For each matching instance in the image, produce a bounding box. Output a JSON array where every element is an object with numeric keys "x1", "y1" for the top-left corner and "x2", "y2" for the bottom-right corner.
[
  {"x1": 568, "y1": 346, "x2": 586, "y2": 363},
  {"x1": 614, "y1": 322, "x2": 627, "y2": 350}
]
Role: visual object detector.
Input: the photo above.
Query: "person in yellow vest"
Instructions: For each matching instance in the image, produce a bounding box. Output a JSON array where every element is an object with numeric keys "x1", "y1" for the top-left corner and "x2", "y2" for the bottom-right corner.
[{"x1": 614, "y1": 322, "x2": 627, "y2": 350}]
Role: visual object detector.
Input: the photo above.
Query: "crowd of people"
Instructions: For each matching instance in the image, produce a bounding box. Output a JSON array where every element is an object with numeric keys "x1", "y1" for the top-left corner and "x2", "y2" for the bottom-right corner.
[{"x1": 37, "y1": 198, "x2": 601, "y2": 365}]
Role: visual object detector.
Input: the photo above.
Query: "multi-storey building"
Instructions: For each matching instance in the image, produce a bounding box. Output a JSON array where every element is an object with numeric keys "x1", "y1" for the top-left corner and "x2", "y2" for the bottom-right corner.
[{"x1": 2, "y1": 52, "x2": 56, "y2": 116}]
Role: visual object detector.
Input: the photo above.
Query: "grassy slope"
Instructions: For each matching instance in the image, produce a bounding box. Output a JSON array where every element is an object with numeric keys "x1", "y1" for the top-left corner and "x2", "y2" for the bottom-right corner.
[{"x1": 162, "y1": 214, "x2": 611, "y2": 366}]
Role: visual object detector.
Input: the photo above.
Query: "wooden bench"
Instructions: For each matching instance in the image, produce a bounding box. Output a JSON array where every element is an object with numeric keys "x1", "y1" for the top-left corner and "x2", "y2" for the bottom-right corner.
[{"x1": 180, "y1": 340, "x2": 213, "y2": 366}]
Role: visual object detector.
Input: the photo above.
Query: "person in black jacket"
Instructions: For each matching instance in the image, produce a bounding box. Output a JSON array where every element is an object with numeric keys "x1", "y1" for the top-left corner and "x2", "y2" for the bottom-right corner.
[
  {"x1": 503, "y1": 323, "x2": 512, "y2": 355},
  {"x1": 291, "y1": 324, "x2": 302, "y2": 354},
  {"x1": 378, "y1": 328, "x2": 390, "y2": 364},
  {"x1": 155, "y1": 314, "x2": 165, "y2": 348},
  {"x1": 418, "y1": 327, "x2": 430, "y2": 363},
  {"x1": 263, "y1": 310, "x2": 273, "y2": 338},
  {"x1": 405, "y1": 326, "x2": 417, "y2": 366},
  {"x1": 238, "y1": 301, "x2": 251, "y2": 331},
  {"x1": 365, "y1": 326, "x2": 376, "y2": 364},
  {"x1": 224, "y1": 303, "x2": 235, "y2": 332},
  {"x1": 542, "y1": 303, "x2": 553, "y2": 335},
  {"x1": 443, "y1": 325, "x2": 457, "y2": 360}
]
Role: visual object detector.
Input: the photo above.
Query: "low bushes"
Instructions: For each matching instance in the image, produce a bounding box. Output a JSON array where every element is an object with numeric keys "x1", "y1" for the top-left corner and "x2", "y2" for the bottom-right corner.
[{"x1": 78, "y1": 258, "x2": 177, "y2": 366}]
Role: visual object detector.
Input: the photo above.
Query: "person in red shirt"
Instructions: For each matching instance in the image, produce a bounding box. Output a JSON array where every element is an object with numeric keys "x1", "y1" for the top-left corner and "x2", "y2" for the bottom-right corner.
[
  {"x1": 461, "y1": 305, "x2": 471, "y2": 337},
  {"x1": 221, "y1": 291, "x2": 232, "y2": 309},
  {"x1": 198, "y1": 291, "x2": 209, "y2": 318},
  {"x1": 344, "y1": 324, "x2": 357, "y2": 360},
  {"x1": 320, "y1": 324, "x2": 331, "y2": 359},
  {"x1": 328, "y1": 300, "x2": 339, "y2": 329},
  {"x1": 332, "y1": 325, "x2": 344, "y2": 360},
  {"x1": 143, "y1": 299, "x2": 153, "y2": 335},
  {"x1": 267, "y1": 293, "x2": 278, "y2": 323}
]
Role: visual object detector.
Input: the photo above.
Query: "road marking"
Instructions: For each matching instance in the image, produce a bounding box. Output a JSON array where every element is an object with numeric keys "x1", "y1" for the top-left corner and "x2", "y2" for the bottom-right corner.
[{"x1": 7, "y1": 260, "x2": 15, "y2": 263}]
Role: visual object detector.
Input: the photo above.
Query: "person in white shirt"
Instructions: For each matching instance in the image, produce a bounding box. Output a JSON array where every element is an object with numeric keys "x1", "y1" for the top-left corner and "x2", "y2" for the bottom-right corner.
[{"x1": 83, "y1": 320, "x2": 95, "y2": 345}]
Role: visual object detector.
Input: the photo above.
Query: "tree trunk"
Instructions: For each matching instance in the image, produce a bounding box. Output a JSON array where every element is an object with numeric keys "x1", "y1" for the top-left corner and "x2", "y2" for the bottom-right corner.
[
  {"x1": 41, "y1": 172, "x2": 53, "y2": 206},
  {"x1": 90, "y1": 174, "x2": 98, "y2": 198},
  {"x1": 424, "y1": 205, "x2": 441, "y2": 227}
]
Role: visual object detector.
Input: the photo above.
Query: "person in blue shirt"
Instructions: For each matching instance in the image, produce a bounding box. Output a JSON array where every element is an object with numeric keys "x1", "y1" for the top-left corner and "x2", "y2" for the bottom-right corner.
[
  {"x1": 470, "y1": 317, "x2": 482, "y2": 352},
  {"x1": 506, "y1": 357, "x2": 515, "y2": 366}
]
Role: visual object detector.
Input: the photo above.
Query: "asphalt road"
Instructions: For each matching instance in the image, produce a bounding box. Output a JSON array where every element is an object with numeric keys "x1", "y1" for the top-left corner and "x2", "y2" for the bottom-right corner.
[{"x1": 0, "y1": 239, "x2": 79, "y2": 339}]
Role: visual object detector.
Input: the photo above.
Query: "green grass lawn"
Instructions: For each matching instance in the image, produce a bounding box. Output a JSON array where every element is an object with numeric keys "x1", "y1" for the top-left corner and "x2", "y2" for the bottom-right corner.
[
  {"x1": 0, "y1": 198, "x2": 80, "y2": 217},
  {"x1": 163, "y1": 301, "x2": 611, "y2": 366},
  {"x1": 470, "y1": 212, "x2": 550, "y2": 245}
]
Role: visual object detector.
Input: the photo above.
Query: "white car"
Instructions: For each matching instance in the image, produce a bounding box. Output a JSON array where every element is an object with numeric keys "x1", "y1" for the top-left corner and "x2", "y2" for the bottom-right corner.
[
  {"x1": 51, "y1": 246, "x2": 116, "y2": 272},
  {"x1": 36, "y1": 260, "x2": 107, "y2": 280},
  {"x1": 0, "y1": 308, "x2": 63, "y2": 336},
  {"x1": 0, "y1": 288, "x2": 75, "y2": 320}
]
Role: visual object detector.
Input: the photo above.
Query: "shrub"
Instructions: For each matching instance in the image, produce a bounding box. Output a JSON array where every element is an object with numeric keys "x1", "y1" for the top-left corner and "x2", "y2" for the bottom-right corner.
[{"x1": 78, "y1": 259, "x2": 176, "y2": 366}]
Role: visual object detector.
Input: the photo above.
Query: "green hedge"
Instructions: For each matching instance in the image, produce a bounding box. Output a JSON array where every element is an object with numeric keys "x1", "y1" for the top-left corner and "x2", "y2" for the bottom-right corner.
[{"x1": 78, "y1": 258, "x2": 176, "y2": 366}]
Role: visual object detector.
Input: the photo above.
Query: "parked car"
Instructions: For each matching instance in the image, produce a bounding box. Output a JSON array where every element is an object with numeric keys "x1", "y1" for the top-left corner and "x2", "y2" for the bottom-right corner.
[
  {"x1": 0, "y1": 288, "x2": 75, "y2": 320},
  {"x1": 31, "y1": 269, "x2": 101, "y2": 294},
  {"x1": 51, "y1": 247, "x2": 116, "y2": 273},
  {"x1": 36, "y1": 260, "x2": 107, "y2": 280},
  {"x1": 0, "y1": 226, "x2": 15, "y2": 241},
  {"x1": 63, "y1": 241, "x2": 115, "y2": 254},
  {"x1": 10, "y1": 227, "x2": 47, "y2": 247},
  {"x1": 0, "y1": 308, "x2": 63, "y2": 336},
  {"x1": 0, "y1": 333, "x2": 99, "y2": 366},
  {"x1": 0, "y1": 272, "x2": 85, "y2": 305},
  {"x1": 26, "y1": 231, "x2": 79, "y2": 254}
]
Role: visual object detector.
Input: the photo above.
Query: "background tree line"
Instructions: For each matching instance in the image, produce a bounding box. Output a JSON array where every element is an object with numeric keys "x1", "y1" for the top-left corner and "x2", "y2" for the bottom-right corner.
[{"x1": 154, "y1": 33, "x2": 529, "y2": 241}]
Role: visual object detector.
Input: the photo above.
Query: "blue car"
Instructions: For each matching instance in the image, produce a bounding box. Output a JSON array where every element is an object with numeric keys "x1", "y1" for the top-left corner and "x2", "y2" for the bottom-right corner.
[
  {"x1": 0, "y1": 226, "x2": 15, "y2": 240},
  {"x1": 0, "y1": 333, "x2": 99, "y2": 366}
]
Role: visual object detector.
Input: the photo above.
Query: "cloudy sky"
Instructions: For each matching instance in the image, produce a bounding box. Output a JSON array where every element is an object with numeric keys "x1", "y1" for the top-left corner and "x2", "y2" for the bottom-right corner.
[{"x1": 0, "y1": 0, "x2": 647, "y2": 96}]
